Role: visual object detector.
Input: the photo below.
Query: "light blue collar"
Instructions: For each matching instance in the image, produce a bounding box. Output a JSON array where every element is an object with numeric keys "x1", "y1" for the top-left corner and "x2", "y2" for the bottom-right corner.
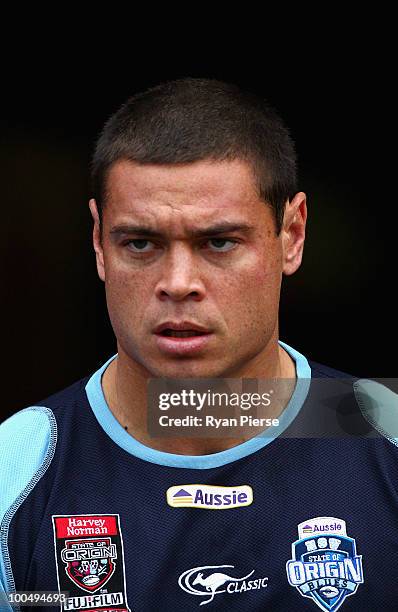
[{"x1": 85, "y1": 341, "x2": 311, "y2": 469}]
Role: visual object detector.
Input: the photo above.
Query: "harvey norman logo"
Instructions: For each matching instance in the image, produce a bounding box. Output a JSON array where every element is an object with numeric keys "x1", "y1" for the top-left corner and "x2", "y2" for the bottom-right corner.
[{"x1": 167, "y1": 485, "x2": 253, "y2": 509}]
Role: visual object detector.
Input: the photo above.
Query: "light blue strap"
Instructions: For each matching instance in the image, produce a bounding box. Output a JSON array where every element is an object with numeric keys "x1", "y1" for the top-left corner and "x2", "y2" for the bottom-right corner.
[
  {"x1": 354, "y1": 379, "x2": 398, "y2": 446},
  {"x1": 0, "y1": 407, "x2": 57, "y2": 609}
]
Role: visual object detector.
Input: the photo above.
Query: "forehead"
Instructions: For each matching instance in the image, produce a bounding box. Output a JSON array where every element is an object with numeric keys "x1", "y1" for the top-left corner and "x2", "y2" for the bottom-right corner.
[{"x1": 104, "y1": 158, "x2": 269, "y2": 228}]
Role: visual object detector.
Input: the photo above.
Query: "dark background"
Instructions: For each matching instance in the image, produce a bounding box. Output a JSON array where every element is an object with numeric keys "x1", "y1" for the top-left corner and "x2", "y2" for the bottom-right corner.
[{"x1": 1, "y1": 40, "x2": 395, "y2": 421}]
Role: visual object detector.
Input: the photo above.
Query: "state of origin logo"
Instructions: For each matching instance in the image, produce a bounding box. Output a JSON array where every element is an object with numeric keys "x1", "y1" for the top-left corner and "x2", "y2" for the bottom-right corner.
[
  {"x1": 286, "y1": 517, "x2": 364, "y2": 611},
  {"x1": 52, "y1": 514, "x2": 131, "y2": 612}
]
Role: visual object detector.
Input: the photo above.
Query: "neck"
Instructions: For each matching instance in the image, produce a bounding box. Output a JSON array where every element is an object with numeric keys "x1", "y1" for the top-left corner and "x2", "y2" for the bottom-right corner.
[{"x1": 101, "y1": 341, "x2": 296, "y2": 455}]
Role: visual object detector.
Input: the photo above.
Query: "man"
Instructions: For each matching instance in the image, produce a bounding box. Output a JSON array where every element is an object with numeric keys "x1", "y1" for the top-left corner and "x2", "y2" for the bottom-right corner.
[{"x1": 0, "y1": 78, "x2": 397, "y2": 612}]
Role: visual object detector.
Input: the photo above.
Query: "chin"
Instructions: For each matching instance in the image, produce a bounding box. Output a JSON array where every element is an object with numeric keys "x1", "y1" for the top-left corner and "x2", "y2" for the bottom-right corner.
[{"x1": 152, "y1": 360, "x2": 225, "y2": 379}]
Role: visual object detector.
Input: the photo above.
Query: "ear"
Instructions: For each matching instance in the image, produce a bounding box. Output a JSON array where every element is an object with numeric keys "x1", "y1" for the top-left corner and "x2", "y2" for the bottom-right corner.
[
  {"x1": 281, "y1": 192, "x2": 307, "y2": 276},
  {"x1": 88, "y1": 198, "x2": 106, "y2": 282}
]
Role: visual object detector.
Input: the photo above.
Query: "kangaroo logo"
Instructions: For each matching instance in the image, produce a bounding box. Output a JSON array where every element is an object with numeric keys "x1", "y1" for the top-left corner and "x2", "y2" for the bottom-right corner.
[{"x1": 179, "y1": 564, "x2": 268, "y2": 606}]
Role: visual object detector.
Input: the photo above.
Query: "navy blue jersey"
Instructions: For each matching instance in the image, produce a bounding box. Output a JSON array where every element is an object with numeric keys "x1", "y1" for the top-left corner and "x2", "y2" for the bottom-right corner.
[{"x1": 1, "y1": 341, "x2": 397, "y2": 612}]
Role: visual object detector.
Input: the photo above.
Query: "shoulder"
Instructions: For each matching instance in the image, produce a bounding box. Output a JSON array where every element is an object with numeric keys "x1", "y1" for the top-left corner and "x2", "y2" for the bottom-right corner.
[
  {"x1": 0, "y1": 407, "x2": 56, "y2": 595},
  {"x1": 308, "y1": 360, "x2": 398, "y2": 448},
  {"x1": 308, "y1": 359, "x2": 358, "y2": 379},
  {"x1": 353, "y1": 379, "x2": 398, "y2": 446},
  {"x1": 32, "y1": 374, "x2": 91, "y2": 411},
  {"x1": 0, "y1": 406, "x2": 57, "y2": 511},
  {"x1": 0, "y1": 374, "x2": 92, "y2": 517},
  {"x1": 0, "y1": 374, "x2": 90, "y2": 593}
]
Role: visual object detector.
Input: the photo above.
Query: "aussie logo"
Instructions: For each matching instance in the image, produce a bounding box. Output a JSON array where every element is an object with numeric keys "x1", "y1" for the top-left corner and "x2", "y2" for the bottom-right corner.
[
  {"x1": 179, "y1": 564, "x2": 268, "y2": 606},
  {"x1": 286, "y1": 517, "x2": 364, "y2": 612},
  {"x1": 167, "y1": 484, "x2": 253, "y2": 509},
  {"x1": 52, "y1": 514, "x2": 131, "y2": 612}
]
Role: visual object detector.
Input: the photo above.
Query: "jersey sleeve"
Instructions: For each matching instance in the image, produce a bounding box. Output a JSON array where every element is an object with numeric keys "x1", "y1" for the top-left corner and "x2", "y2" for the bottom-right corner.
[
  {"x1": 0, "y1": 407, "x2": 56, "y2": 609},
  {"x1": 354, "y1": 379, "x2": 398, "y2": 445}
]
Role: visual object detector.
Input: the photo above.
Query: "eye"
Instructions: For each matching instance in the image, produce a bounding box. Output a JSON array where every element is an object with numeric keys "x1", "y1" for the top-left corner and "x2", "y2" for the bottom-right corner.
[
  {"x1": 122, "y1": 237, "x2": 239, "y2": 254},
  {"x1": 124, "y1": 239, "x2": 155, "y2": 252},
  {"x1": 206, "y1": 238, "x2": 238, "y2": 252}
]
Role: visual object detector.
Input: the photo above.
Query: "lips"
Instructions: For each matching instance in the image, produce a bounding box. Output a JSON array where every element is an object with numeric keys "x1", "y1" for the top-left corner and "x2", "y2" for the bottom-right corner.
[
  {"x1": 153, "y1": 321, "x2": 211, "y2": 335},
  {"x1": 162, "y1": 330, "x2": 204, "y2": 337},
  {"x1": 153, "y1": 321, "x2": 213, "y2": 355}
]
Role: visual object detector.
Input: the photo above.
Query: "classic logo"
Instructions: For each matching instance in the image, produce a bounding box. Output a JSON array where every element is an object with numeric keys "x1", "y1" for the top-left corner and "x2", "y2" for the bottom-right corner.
[
  {"x1": 52, "y1": 514, "x2": 131, "y2": 612},
  {"x1": 178, "y1": 564, "x2": 268, "y2": 606},
  {"x1": 167, "y1": 484, "x2": 253, "y2": 509},
  {"x1": 286, "y1": 517, "x2": 364, "y2": 612}
]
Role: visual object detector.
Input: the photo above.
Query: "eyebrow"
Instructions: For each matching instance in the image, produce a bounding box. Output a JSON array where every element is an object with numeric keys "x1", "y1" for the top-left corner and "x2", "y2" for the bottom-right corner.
[{"x1": 109, "y1": 222, "x2": 255, "y2": 239}]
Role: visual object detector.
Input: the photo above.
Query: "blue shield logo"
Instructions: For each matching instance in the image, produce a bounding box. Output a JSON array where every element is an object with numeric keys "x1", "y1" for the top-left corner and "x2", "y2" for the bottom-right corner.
[{"x1": 286, "y1": 517, "x2": 363, "y2": 612}]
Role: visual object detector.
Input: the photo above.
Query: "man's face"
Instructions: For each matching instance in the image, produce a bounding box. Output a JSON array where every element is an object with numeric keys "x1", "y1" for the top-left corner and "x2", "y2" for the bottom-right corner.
[{"x1": 90, "y1": 159, "x2": 305, "y2": 378}]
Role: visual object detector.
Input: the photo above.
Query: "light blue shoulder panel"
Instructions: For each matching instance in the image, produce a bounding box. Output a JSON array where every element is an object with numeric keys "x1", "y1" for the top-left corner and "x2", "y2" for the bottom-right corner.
[
  {"x1": 0, "y1": 407, "x2": 57, "y2": 610},
  {"x1": 354, "y1": 379, "x2": 398, "y2": 447}
]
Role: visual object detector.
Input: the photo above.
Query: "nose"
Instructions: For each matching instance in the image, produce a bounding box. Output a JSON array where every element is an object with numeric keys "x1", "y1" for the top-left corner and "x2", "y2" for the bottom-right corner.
[{"x1": 154, "y1": 244, "x2": 205, "y2": 302}]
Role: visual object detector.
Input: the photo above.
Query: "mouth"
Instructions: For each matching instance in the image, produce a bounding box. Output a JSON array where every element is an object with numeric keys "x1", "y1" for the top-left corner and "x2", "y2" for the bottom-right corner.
[
  {"x1": 153, "y1": 326, "x2": 213, "y2": 355},
  {"x1": 158, "y1": 329, "x2": 207, "y2": 338}
]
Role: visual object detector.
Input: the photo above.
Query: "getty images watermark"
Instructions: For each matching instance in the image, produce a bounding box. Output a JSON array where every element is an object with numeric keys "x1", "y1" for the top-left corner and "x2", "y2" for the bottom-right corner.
[
  {"x1": 147, "y1": 377, "x2": 296, "y2": 438},
  {"x1": 146, "y1": 377, "x2": 398, "y2": 440}
]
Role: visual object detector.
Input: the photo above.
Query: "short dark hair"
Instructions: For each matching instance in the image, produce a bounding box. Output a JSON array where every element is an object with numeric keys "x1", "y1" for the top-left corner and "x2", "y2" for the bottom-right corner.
[{"x1": 90, "y1": 78, "x2": 297, "y2": 235}]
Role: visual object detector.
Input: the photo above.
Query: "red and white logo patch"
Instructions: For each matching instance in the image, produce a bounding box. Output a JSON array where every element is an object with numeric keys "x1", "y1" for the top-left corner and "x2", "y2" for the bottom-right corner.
[
  {"x1": 52, "y1": 514, "x2": 131, "y2": 612},
  {"x1": 62, "y1": 536, "x2": 115, "y2": 592}
]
